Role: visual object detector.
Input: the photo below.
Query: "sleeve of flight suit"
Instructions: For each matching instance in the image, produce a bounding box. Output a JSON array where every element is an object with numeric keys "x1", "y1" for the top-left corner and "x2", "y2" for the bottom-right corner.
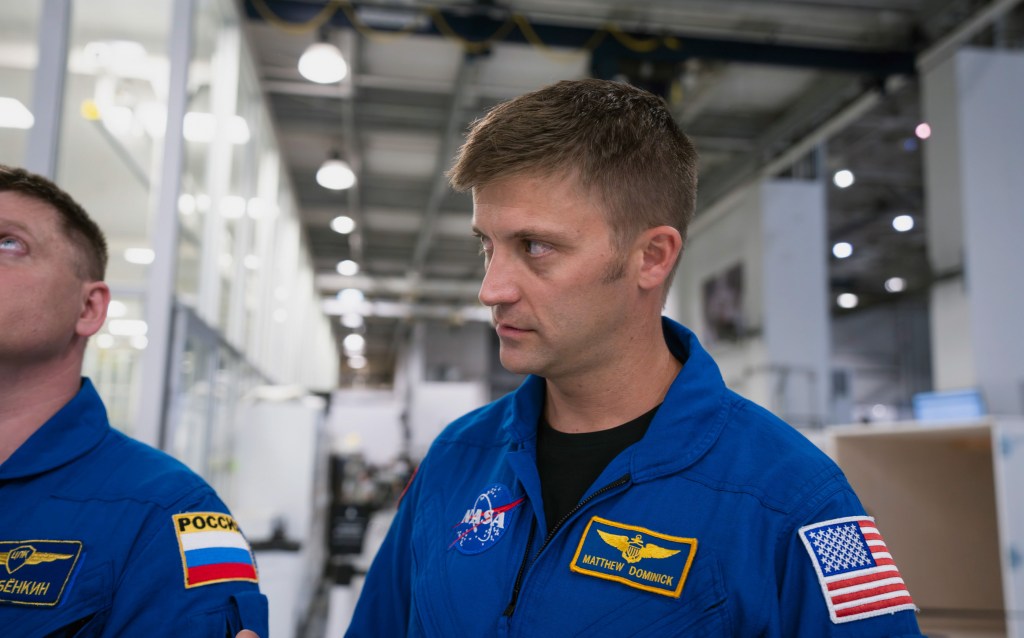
[
  {"x1": 98, "y1": 486, "x2": 269, "y2": 637},
  {"x1": 344, "y1": 467, "x2": 422, "y2": 637},
  {"x1": 775, "y1": 485, "x2": 923, "y2": 638}
]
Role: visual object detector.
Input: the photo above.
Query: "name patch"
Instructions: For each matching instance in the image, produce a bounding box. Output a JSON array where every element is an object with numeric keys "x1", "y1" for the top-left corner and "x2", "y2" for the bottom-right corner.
[
  {"x1": 570, "y1": 516, "x2": 697, "y2": 598},
  {"x1": 450, "y1": 483, "x2": 524, "y2": 555},
  {"x1": 0, "y1": 540, "x2": 82, "y2": 606},
  {"x1": 173, "y1": 513, "x2": 258, "y2": 588}
]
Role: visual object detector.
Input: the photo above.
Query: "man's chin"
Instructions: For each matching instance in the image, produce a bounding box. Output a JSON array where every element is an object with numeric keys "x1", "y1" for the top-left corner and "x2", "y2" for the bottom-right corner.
[{"x1": 497, "y1": 351, "x2": 539, "y2": 377}]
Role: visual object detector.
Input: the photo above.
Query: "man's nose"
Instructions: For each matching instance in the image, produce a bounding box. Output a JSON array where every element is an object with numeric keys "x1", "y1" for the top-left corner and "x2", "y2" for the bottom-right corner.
[{"x1": 478, "y1": 253, "x2": 519, "y2": 307}]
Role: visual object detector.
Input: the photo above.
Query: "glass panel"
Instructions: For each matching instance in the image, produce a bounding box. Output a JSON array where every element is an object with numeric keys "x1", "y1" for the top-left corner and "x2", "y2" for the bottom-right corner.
[
  {"x1": 0, "y1": 1, "x2": 42, "y2": 166},
  {"x1": 61, "y1": 0, "x2": 174, "y2": 434},
  {"x1": 82, "y1": 293, "x2": 146, "y2": 434},
  {"x1": 168, "y1": 305, "x2": 265, "y2": 494},
  {"x1": 177, "y1": 0, "x2": 222, "y2": 307},
  {"x1": 172, "y1": 322, "x2": 217, "y2": 476}
]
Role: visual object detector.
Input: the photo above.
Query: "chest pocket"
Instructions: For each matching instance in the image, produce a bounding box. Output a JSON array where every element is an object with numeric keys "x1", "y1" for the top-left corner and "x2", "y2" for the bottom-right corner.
[
  {"x1": 409, "y1": 491, "x2": 528, "y2": 635},
  {"x1": 36, "y1": 560, "x2": 113, "y2": 638},
  {"x1": 565, "y1": 548, "x2": 731, "y2": 638}
]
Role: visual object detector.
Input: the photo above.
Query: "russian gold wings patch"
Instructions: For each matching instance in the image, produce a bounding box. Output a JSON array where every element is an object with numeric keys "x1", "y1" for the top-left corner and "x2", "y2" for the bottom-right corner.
[{"x1": 0, "y1": 549, "x2": 75, "y2": 569}]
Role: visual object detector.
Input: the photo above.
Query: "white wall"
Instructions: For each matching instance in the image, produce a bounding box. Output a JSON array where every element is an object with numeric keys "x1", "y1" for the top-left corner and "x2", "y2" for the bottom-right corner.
[
  {"x1": 410, "y1": 381, "x2": 488, "y2": 460},
  {"x1": 675, "y1": 178, "x2": 830, "y2": 426},
  {"x1": 229, "y1": 394, "x2": 328, "y2": 638},
  {"x1": 923, "y1": 48, "x2": 1024, "y2": 414},
  {"x1": 675, "y1": 184, "x2": 770, "y2": 404},
  {"x1": 761, "y1": 179, "x2": 830, "y2": 426},
  {"x1": 421, "y1": 320, "x2": 491, "y2": 381},
  {"x1": 957, "y1": 49, "x2": 1024, "y2": 415},
  {"x1": 328, "y1": 388, "x2": 404, "y2": 466}
]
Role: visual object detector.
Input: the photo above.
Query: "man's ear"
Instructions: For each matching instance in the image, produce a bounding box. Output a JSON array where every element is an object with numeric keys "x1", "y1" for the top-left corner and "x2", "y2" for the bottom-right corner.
[
  {"x1": 76, "y1": 281, "x2": 110, "y2": 338},
  {"x1": 636, "y1": 226, "x2": 682, "y2": 292}
]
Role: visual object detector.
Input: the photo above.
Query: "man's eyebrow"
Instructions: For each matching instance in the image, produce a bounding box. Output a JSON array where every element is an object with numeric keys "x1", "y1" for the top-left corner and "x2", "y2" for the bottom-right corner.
[
  {"x1": 0, "y1": 218, "x2": 33, "y2": 235},
  {"x1": 509, "y1": 227, "x2": 572, "y2": 242},
  {"x1": 471, "y1": 225, "x2": 573, "y2": 242}
]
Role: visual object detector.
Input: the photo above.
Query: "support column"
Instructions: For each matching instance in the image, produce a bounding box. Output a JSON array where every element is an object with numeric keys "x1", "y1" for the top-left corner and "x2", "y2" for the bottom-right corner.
[
  {"x1": 760, "y1": 178, "x2": 830, "y2": 427},
  {"x1": 922, "y1": 47, "x2": 1024, "y2": 415},
  {"x1": 24, "y1": 0, "x2": 71, "y2": 178},
  {"x1": 674, "y1": 176, "x2": 830, "y2": 427}
]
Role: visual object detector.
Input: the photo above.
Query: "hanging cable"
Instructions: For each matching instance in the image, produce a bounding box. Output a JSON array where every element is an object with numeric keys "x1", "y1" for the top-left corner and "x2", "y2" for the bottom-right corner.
[
  {"x1": 339, "y1": 2, "x2": 421, "y2": 43},
  {"x1": 250, "y1": 0, "x2": 342, "y2": 35},
  {"x1": 513, "y1": 14, "x2": 607, "y2": 62},
  {"x1": 426, "y1": 7, "x2": 517, "y2": 54},
  {"x1": 252, "y1": 2, "x2": 673, "y2": 58}
]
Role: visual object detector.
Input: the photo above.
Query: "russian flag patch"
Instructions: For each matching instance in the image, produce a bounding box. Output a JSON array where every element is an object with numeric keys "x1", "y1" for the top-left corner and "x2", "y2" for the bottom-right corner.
[
  {"x1": 172, "y1": 512, "x2": 258, "y2": 588},
  {"x1": 799, "y1": 515, "x2": 916, "y2": 623}
]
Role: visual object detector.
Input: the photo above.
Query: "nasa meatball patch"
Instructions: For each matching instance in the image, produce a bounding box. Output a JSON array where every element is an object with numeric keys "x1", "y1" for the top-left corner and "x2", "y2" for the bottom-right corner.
[{"x1": 450, "y1": 483, "x2": 525, "y2": 555}]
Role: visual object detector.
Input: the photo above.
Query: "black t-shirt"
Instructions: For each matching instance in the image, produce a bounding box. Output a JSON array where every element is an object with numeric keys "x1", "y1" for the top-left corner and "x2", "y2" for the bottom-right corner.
[{"x1": 536, "y1": 403, "x2": 660, "y2": 534}]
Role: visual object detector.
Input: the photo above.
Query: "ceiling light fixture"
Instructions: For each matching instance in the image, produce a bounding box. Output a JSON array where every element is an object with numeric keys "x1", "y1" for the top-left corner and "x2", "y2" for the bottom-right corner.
[
  {"x1": 298, "y1": 30, "x2": 348, "y2": 84},
  {"x1": 915, "y1": 123, "x2": 931, "y2": 140},
  {"x1": 330, "y1": 215, "x2": 356, "y2": 234},
  {"x1": 832, "y1": 169, "x2": 855, "y2": 189},
  {"x1": 107, "y1": 300, "x2": 128, "y2": 318},
  {"x1": 892, "y1": 214, "x2": 914, "y2": 232},
  {"x1": 885, "y1": 277, "x2": 906, "y2": 293},
  {"x1": 341, "y1": 313, "x2": 364, "y2": 329},
  {"x1": 832, "y1": 242, "x2": 853, "y2": 259},
  {"x1": 336, "y1": 259, "x2": 359, "y2": 276},
  {"x1": 317, "y1": 151, "x2": 356, "y2": 190},
  {"x1": 0, "y1": 97, "x2": 34, "y2": 129},
  {"x1": 343, "y1": 333, "x2": 366, "y2": 354},
  {"x1": 183, "y1": 112, "x2": 249, "y2": 144},
  {"x1": 124, "y1": 248, "x2": 155, "y2": 265},
  {"x1": 837, "y1": 293, "x2": 859, "y2": 309}
]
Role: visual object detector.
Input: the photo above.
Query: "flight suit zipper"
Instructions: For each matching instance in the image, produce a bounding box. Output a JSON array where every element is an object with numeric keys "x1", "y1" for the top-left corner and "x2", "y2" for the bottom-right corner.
[{"x1": 502, "y1": 474, "x2": 631, "y2": 618}]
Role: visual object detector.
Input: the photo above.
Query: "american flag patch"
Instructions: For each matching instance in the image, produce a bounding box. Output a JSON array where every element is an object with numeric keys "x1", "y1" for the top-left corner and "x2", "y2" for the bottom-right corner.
[{"x1": 799, "y1": 516, "x2": 916, "y2": 623}]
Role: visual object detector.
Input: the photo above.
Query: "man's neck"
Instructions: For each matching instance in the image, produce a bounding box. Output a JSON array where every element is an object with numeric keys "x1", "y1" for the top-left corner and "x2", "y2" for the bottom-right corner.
[
  {"x1": 0, "y1": 357, "x2": 83, "y2": 465},
  {"x1": 543, "y1": 320, "x2": 681, "y2": 434}
]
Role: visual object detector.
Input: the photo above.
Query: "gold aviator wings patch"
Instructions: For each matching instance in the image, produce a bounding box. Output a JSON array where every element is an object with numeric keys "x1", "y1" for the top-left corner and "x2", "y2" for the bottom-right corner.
[{"x1": 597, "y1": 529, "x2": 681, "y2": 564}]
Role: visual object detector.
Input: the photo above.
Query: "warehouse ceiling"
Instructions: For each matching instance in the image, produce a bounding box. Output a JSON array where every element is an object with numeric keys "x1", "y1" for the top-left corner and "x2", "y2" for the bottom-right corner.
[{"x1": 242, "y1": 0, "x2": 1024, "y2": 385}]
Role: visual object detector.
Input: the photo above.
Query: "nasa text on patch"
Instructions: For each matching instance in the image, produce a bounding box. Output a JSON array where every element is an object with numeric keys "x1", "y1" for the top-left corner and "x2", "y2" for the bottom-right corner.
[
  {"x1": 450, "y1": 483, "x2": 524, "y2": 555},
  {"x1": 570, "y1": 516, "x2": 697, "y2": 598},
  {"x1": 0, "y1": 540, "x2": 83, "y2": 606},
  {"x1": 799, "y1": 515, "x2": 916, "y2": 623},
  {"x1": 172, "y1": 512, "x2": 258, "y2": 588}
]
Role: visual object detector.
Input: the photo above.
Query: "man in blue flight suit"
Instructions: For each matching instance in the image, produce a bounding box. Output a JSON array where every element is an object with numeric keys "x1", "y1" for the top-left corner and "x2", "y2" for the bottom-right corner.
[
  {"x1": 346, "y1": 80, "x2": 923, "y2": 636},
  {"x1": 0, "y1": 166, "x2": 268, "y2": 636}
]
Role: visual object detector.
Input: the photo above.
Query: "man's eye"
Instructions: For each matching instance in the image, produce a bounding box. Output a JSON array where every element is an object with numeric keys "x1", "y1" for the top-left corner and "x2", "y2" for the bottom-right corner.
[
  {"x1": 524, "y1": 240, "x2": 551, "y2": 256},
  {"x1": 0, "y1": 236, "x2": 25, "y2": 252},
  {"x1": 477, "y1": 236, "x2": 492, "y2": 255}
]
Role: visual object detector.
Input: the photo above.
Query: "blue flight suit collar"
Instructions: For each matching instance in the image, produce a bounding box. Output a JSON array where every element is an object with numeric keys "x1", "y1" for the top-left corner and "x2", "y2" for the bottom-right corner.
[
  {"x1": 0, "y1": 378, "x2": 108, "y2": 480},
  {"x1": 501, "y1": 317, "x2": 730, "y2": 485}
]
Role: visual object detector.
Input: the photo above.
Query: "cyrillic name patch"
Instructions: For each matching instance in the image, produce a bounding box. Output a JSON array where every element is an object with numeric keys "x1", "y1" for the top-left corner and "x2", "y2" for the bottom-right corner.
[
  {"x1": 799, "y1": 515, "x2": 916, "y2": 623},
  {"x1": 0, "y1": 540, "x2": 83, "y2": 606},
  {"x1": 173, "y1": 512, "x2": 258, "y2": 588},
  {"x1": 570, "y1": 516, "x2": 697, "y2": 598}
]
